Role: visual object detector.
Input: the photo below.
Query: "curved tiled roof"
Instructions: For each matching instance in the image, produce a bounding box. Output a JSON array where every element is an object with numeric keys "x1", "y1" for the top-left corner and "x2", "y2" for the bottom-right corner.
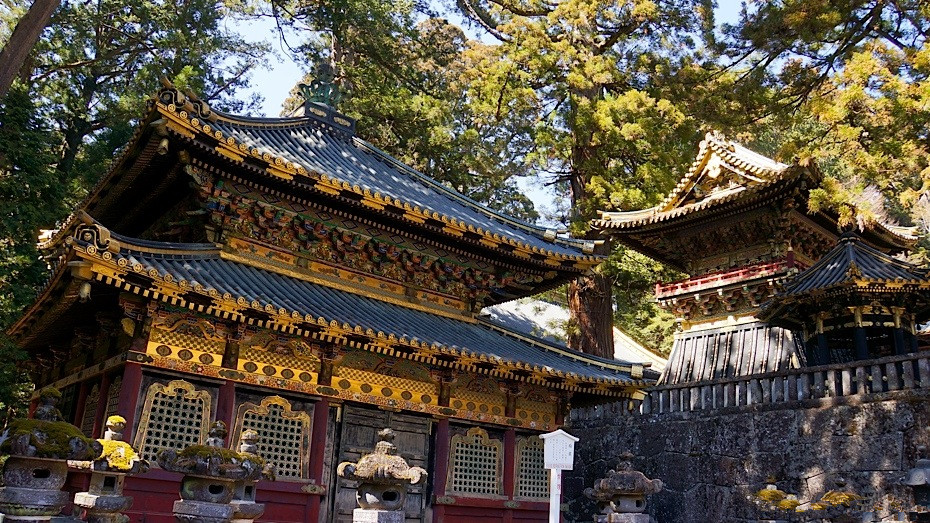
[
  {"x1": 77, "y1": 232, "x2": 641, "y2": 385},
  {"x1": 779, "y1": 234, "x2": 930, "y2": 296},
  {"x1": 147, "y1": 87, "x2": 597, "y2": 264}
]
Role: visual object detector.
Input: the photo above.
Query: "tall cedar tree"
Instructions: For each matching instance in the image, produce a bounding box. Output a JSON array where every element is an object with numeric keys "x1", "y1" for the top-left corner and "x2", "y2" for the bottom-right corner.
[
  {"x1": 453, "y1": 0, "x2": 715, "y2": 357},
  {"x1": 0, "y1": 84, "x2": 65, "y2": 425},
  {"x1": 0, "y1": 0, "x2": 266, "y2": 414},
  {"x1": 725, "y1": 1, "x2": 930, "y2": 258}
]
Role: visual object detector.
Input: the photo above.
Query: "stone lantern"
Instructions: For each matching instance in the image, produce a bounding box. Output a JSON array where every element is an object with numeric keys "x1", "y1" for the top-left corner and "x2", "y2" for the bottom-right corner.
[
  {"x1": 905, "y1": 447, "x2": 930, "y2": 522},
  {"x1": 230, "y1": 429, "x2": 274, "y2": 523},
  {"x1": 337, "y1": 428, "x2": 427, "y2": 523},
  {"x1": 0, "y1": 387, "x2": 100, "y2": 522},
  {"x1": 73, "y1": 415, "x2": 149, "y2": 523},
  {"x1": 584, "y1": 452, "x2": 663, "y2": 523},
  {"x1": 157, "y1": 421, "x2": 267, "y2": 523}
]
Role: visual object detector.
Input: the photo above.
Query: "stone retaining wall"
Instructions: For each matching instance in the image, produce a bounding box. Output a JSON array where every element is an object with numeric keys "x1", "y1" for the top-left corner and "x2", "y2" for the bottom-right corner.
[{"x1": 565, "y1": 388, "x2": 930, "y2": 523}]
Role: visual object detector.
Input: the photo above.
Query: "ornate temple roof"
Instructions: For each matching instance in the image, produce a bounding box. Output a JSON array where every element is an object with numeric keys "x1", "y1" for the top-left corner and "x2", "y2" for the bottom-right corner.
[
  {"x1": 12, "y1": 220, "x2": 653, "y2": 392},
  {"x1": 759, "y1": 234, "x2": 930, "y2": 322},
  {"x1": 68, "y1": 86, "x2": 600, "y2": 270},
  {"x1": 591, "y1": 132, "x2": 917, "y2": 250}
]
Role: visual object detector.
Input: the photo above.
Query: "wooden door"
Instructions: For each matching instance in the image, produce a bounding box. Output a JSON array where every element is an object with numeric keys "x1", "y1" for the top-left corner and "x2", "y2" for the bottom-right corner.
[{"x1": 330, "y1": 405, "x2": 432, "y2": 522}]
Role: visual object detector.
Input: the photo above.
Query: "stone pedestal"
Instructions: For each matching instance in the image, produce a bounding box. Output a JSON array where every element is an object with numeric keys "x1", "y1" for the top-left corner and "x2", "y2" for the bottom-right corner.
[
  {"x1": 0, "y1": 388, "x2": 100, "y2": 523},
  {"x1": 157, "y1": 423, "x2": 271, "y2": 523},
  {"x1": 229, "y1": 499, "x2": 264, "y2": 523},
  {"x1": 173, "y1": 499, "x2": 235, "y2": 523},
  {"x1": 73, "y1": 490, "x2": 132, "y2": 523},
  {"x1": 337, "y1": 428, "x2": 427, "y2": 519},
  {"x1": 352, "y1": 508, "x2": 405, "y2": 523},
  {"x1": 0, "y1": 457, "x2": 71, "y2": 521},
  {"x1": 585, "y1": 453, "x2": 663, "y2": 523},
  {"x1": 73, "y1": 416, "x2": 148, "y2": 523},
  {"x1": 594, "y1": 514, "x2": 650, "y2": 523}
]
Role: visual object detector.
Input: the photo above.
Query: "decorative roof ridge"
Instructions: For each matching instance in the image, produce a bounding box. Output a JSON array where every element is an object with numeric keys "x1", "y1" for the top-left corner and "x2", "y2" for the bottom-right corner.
[
  {"x1": 57, "y1": 238, "x2": 639, "y2": 387},
  {"x1": 152, "y1": 83, "x2": 586, "y2": 253},
  {"x1": 592, "y1": 171, "x2": 798, "y2": 228},
  {"x1": 351, "y1": 138, "x2": 587, "y2": 250},
  {"x1": 657, "y1": 131, "x2": 791, "y2": 212},
  {"x1": 782, "y1": 233, "x2": 929, "y2": 295}
]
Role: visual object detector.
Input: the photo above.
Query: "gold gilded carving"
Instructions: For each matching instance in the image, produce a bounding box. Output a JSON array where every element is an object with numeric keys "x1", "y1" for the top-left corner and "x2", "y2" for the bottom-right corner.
[{"x1": 204, "y1": 190, "x2": 541, "y2": 304}]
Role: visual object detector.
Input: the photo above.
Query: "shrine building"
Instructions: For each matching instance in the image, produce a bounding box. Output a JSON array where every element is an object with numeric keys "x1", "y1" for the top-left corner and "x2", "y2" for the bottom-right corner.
[
  {"x1": 9, "y1": 85, "x2": 653, "y2": 522},
  {"x1": 591, "y1": 131, "x2": 919, "y2": 385}
]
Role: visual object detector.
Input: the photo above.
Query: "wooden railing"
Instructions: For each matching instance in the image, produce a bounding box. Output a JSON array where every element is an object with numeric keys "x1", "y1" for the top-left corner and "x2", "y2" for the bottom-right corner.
[{"x1": 639, "y1": 352, "x2": 930, "y2": 415}]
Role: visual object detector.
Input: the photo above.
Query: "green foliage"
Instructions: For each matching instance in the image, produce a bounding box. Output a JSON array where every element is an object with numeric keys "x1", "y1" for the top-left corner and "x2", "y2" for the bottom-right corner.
[
  {"x1": 0, "y1": 0, "x2": 268, "y2": 420},
  {"x1": 0, "y1": 84, "x2": 62, "y2": 424},
  {"x1": 604, "y1": 246, "x2": 681, "y2": 355},
  {"x1": 725, "y1": 1, "x2": 930, "y2": 253},
  {"x1": 277, "y1": 2, "x2": 539, "y2": 220}
]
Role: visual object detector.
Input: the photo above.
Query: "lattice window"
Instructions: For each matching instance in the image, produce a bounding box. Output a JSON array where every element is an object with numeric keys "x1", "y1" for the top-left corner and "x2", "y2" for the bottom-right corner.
[
  {"x1": 135, "y1": 380, "x2": 212, "y2": 464},
  {"x1": 448, "y1": 428, "x2": 502, "y2": 496},
  {"x1": 516, "y1": 436, "x2": 548, "y2": 499},
  {"x1": 80, "y1": 384, "x2": 100, "y2": 436},
  {"x1": 104, "y1": 376, "x2": 122, "y2": 420},
  {"x1": 233, "y1": 396, "x2": 311, "y2": 480}
]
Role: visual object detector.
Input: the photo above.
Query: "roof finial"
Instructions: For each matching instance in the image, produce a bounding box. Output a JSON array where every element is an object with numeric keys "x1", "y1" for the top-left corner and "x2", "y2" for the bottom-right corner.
[{"x1": 298, "y1": 63, "x2": 342, "y2": 109}]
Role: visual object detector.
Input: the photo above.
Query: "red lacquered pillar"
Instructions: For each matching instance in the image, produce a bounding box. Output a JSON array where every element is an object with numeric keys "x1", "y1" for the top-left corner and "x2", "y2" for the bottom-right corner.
[
  {"x1": 91, "y1": 372, "x2": 112, "y2": 438},
  {"x1": 116, "y1": 362, "x2": 143, "y2": 438},
  {"x1": 503, "y1": 427, "x2": 516, "y2": 523},
  {"x1": 216, "y1": 380, "x2": 236, "y2": 433},
  {"x1": 73, "y1": 381, "x2": 89, "y2": 427}
]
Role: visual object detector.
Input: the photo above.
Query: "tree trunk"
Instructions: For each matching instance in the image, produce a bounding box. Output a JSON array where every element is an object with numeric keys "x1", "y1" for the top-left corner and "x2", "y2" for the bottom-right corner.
[
  {"x1": 566, "y1": 88, "x2": 615, "y2": 359},
  {"x1": 0, "y1": 0, "x2": 61, "y2": 100},
  {"x1": 567, "y1": 239, "x2": 614, "y2": 359}
]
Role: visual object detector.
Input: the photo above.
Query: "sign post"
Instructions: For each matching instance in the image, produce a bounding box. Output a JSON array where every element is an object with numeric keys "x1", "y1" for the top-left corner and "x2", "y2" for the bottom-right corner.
[{"x1": 540, "y1": 429, "x2": 579, "y2": 523}]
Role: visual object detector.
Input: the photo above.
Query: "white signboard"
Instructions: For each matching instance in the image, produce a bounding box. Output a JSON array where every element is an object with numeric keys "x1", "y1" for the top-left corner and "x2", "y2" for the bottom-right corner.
[{"x1": 540, "y1": 429, "x2": 579, "y2": 470}]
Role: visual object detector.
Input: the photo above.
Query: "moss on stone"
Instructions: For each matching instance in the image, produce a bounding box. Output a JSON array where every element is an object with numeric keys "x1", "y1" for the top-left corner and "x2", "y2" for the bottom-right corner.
[
  {"x1": 0, "y1": 418, "x2": 96, "y2": 459},
  {"x1": 177, "y1": 445, "x2": 263, "y2": 467},
  {"x1": 38, "y1": 387, "x2": 62, "y2": 400}
]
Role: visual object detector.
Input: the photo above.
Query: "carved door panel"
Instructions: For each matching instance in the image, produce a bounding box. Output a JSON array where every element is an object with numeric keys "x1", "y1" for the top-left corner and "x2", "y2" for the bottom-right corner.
[{"x1": 331, "y1": 405, "x2": 432, "y2": 523}]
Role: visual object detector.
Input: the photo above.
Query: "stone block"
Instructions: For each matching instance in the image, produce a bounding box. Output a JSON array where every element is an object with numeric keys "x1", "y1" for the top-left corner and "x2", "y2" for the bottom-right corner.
[
  {"x1": 593, "y1": 514, "x2": 650, "y2": 523},
  {"x1": 173, "y1": 499, "x2": 235, "y2": 523},
  {"x1": 352, "y1": 508, "x2": 405, "y2": 523}
]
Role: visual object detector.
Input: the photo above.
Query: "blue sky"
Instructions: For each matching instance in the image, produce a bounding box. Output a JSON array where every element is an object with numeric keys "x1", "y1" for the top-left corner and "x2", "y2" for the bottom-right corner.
[
  {"x1": 237, "y1": 0, "x2": 747, "y2": 223},
  {"x1": 242, "y1": 0, "x2": 747, "y2": 116}
]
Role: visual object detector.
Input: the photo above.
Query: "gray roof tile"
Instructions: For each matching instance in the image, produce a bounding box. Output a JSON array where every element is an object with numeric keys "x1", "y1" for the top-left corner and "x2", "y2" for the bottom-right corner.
[
  {"x1": 110, "y1": 239, "x2": 637, "y2": 383},
  {"x1": 208, "y1": 115, "x2": 587, "y2": 258}
]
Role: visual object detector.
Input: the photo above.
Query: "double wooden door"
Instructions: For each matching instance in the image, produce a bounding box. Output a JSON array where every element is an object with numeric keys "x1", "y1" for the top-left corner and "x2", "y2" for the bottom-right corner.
[{"x1": 330, "y1": 405, "x2": 433, "y2": 522}]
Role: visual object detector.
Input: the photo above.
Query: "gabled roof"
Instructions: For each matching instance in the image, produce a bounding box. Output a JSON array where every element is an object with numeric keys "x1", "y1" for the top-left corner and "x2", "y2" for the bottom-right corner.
[
  {"x1": 13, "y1": 221, "x2": 649, "y2": 392},
  {"x1": 592, "y1": 132, "x2": 801, "y2": 230},
  {"x1": 590, "y1": 132, "x2": 917, "y2": 250},
  {"x1": 657, "y1": 131, "x2": 790, "y2": 212},
  {"x1": 775, "y1": 234, "x2": 930, "y2": 297}
]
